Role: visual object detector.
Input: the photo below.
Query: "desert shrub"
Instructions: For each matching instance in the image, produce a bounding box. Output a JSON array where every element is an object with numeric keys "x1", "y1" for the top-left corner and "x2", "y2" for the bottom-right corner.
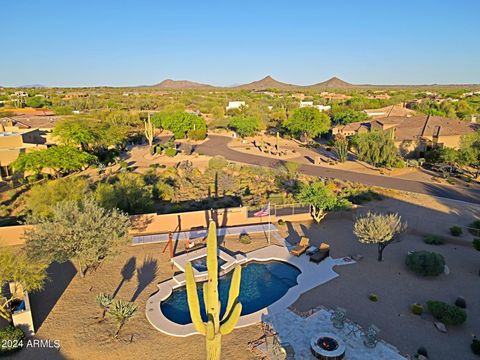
[
  {"x1": 468, "y1": 220, "x2": 480, "y2": 236},
  {"x1": 208, "y1": 155, "x2": 228, "y2": 170},
  {"x1": 426, "y1": 300, "x2": 467, "y2": 325},
  {"x1": 406, "y1": 251, "x2": 445, "y2": 277},
  {"x1": 164, "y1": 148, "x2": 177, "y2": 157},
  {"x1": 239, "y1": 233, "x2": 251, "y2": 244},
  {"x1": 119, "y1": 161, "x2": 128, "y2": 169},
  {"x1": 472, "y1": 337, "x2": 480, "y2": 355},
  {"x1": 423, "y1": 234, "x2": 446, "y2": 245},
  {"x1": 278, "y1": 219, "x2": 286, "y2": 226},
  {"x1": 417, "y1": 347, "x2": 428, "y2": 357},
  {"x1": 411, "y1": 303, "x2": 424, "y2": 315},
  {"x1": 0, "y1": 326, "x2": 24, "y2": 355},
  {"x1": 450, "y1": 226, "x2": 463, "y2": 236},
  {"x1": 368, "y1": 293, "x2": 378, "y2": 302},
  {"x1": 188, "y1": 128, "x2": 207, "y2": 140},
  {"x1": 473, "y1": 238, "x2": 480, "y2": 251}
]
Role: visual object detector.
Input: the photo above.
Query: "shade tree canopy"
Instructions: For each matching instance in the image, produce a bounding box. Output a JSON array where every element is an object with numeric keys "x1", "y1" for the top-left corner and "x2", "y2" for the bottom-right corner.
[{"x1": 283, "y1": 107, "x2": 331, "y2": 140}]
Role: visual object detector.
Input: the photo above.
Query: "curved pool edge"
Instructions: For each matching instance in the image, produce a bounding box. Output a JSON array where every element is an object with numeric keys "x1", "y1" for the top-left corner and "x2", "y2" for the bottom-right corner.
[{"x1": 146, "y1": 244, "x2": 351, "y2": 337}]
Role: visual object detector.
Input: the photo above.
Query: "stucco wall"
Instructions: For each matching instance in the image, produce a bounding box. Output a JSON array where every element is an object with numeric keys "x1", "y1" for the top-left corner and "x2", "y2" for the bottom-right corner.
[{"x1": 0, "y1": 207, "x2": 312, "y2": 247}]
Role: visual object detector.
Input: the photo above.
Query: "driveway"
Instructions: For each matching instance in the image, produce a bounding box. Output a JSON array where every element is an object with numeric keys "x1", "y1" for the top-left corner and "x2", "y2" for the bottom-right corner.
[{"x1": 195, "y1": 135, "x2": 480, "y2": 204}]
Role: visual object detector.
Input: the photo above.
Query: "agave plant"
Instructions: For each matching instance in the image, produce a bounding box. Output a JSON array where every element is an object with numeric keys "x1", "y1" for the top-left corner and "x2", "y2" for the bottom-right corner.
[
  {"x1": 108, "y1": 299, "x2": 137, "y2": 338},
  {"x1": 95, "y1": 293, "x2": 113, "y2": 321}
]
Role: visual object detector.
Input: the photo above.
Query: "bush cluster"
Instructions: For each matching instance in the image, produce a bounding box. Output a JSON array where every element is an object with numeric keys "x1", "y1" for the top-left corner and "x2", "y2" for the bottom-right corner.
[
  {"x1": 423, "y1": 235, "x2": 445, "y2": 245},
  {"x1": 0, "y1": 326, "x2": 24, "y2": 355},
  {"x1": 368, "y1": 293, "x2": 378, "y2": 302},
  {"x1": 468, "y1": 220, "x2": 480, "y2": 237},
  {"x1": 427, "y1": 300, "x2": 467, "y2": 325},
  {"x1": 473, "y1": 238, "x2": 480, "y2": 251},
  {"x1": 472, "y1": 337, "x2": 480, "y2": 356},
  {"x1": 450, "y1": 226, "x2": 463, "y2": 236},
  {"x1": 239, "y1": 233, "x2": 251, "y2": 244},
  {"x1": 411, "y1": 303, "x2": 424, "y2": 315},
  {"x1": 406, "y1": 251, "x2": 445, "y2": 277}
]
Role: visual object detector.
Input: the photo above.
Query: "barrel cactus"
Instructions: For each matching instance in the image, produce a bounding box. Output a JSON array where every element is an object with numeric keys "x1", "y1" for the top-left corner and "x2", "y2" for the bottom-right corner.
[{"x1": 185, "y1": 220, "x2": 242, "y2": 360}]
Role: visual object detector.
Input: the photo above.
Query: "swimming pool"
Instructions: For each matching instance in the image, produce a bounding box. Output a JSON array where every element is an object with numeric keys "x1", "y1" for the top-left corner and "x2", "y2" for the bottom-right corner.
[
  {"x1": 191, "y1": 256, "x2": 226, "y2": 272},
  {"x1": 160, "y1": 261, "x2": 301, "y2": 325}
]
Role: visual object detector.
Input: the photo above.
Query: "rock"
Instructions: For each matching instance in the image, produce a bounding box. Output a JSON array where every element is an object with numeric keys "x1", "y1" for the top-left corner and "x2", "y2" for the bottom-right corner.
[
  {"x1": 443, "y1": 265, "x2": 450, "y2": 275},
  {"x1": 417, "y1": 355, "x2": 428, "y2": 360},
  {"x1": 417, "y1": 346, "x2": 428, "y2": 357},
  {"x1": 434, "y1": 321, "x2": 447, "y2": 333},
  {"x1": 455, "y1": 296, "x2": 466, "y2": 308}
]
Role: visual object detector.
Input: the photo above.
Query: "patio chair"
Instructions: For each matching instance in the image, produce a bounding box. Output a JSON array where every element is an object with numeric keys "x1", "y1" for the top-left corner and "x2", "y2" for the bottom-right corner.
[
  {"x1": 309, "y1": 243, "x2": 330, "y2": 263},
  {"x1": 289, "y1": 236, "x2": 310, "y2": 256}
]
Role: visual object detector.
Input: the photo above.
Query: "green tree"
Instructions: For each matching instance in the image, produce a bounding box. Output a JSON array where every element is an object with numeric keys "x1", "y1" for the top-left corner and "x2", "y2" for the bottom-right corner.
[
  {"x1": 108, "y1": 300, "x2": 137, "y2": 338},
  {"x1": 25, "y1": 197, "x2": 130, "y2": 277},
  {"x1": 27, "y1": 177, "x2": 91, "y2": 218},
  {"x1": 151, "y1": 111, "x2": 207, "y2": 139},
  {"x1": 333, "y1": 135, "x2": 349, "y2": 162},
  {"x1": 0, "y1": 249, "x2": 48, "y2": 322},
  {"x1": 95, "y1": 173, "x2": 154, "y2": 215},
  {"x1": 283, "y1": 107, "x2": 331, "y2": 140},
  {"x1": 332, "y1": 109, "x2": 369, "y2": 125},
  {"x1": 227, "y1": 115, "x2": 261, "y2": 137},
  {"x1": 297, "y1": 181, "x2": 343, "y2": 222},
  {"x1": 351, "y1": 130, "x2": 401, "y2": 168},
  {"x1": 353, "y1": 212, "x2": 407, "y2": 261},
  {"x1": 458, "y1": 131, "x2": 480, "y2": 177},
  {"x1": 11, "y1": 146, "x2": 96, "y2": 177}
]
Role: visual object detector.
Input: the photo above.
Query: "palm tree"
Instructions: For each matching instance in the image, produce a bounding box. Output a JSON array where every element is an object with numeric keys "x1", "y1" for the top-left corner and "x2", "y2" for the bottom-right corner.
[
  {"x1": 95, "y1": 293, "x2": 113, "y2": 321},
  {"x1": 108, "y1": 300, "x2": 137, "y2": 338}
]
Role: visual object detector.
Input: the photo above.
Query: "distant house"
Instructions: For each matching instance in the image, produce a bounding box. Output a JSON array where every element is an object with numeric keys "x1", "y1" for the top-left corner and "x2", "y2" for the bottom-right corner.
[
  {"x1": 299, "y1": 101, "x2": 331, "y2": 112},
  {"x1": 320, "y1": 92, "x2": 351, "y2": 100},
  {"x1": 332, "y1": 115, "x2": 480, "y2": 158},
  {"x1": 226, "y1": 101, "x2": 246, "y2": 111},
  {"x1": 363, "y1": 104, "x2": 416, "y2": 118}
]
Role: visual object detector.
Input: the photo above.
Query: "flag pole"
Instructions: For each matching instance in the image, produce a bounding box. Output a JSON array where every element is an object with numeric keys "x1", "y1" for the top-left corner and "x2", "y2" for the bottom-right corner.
[{"x1": 268, "y1": 202, "x2": 271, "y2": 245}]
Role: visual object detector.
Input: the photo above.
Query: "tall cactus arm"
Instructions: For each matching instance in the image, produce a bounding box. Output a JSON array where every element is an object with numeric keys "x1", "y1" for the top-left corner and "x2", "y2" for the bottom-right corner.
[
  {"x1": 220, "y1": 302, "x2": 242, "y2": 335},
  {"x1": 185, "y1": 262, "x2": 206, "y2": 335},
  {"x1": 222, "y1": 265, "x2": 241, "y2": 322},
  {"x1": 206, "y1": 315, "x2": 216, "y2": 341},
  {"x1": 203, "y1": 282, "x2": 209, "y2": 311}
]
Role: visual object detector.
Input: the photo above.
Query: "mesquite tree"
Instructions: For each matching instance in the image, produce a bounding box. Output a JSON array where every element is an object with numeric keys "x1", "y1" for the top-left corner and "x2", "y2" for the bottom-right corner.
[
  {"x1": 353, "y1": 212, "x2": 407, "y2": 261},
  {"x1": 25, "y1": 197, "x2": 130, "y2": 277},
  {"x1": 297, "y1": 181, "x2": 340, "y2": 223}
]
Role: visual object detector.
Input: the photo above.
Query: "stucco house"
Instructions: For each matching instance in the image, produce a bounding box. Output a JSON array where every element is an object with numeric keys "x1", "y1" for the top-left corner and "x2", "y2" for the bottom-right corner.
[
  {"x1": 226, "y1": 101, "x2": 246, "y2": 111},
  {"x1": 332, "y1": 115, "x2": 479, "y2": 158},
  {"x1": 299, "y1": 101, "x2": 331, "y2": 112}
]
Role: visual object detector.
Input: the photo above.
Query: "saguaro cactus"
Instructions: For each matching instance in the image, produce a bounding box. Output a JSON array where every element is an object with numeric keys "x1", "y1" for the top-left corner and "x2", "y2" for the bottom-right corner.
[
  {"x1": 144, "y1": 113, "x2": 155, "y2": 148},
  {"x1": 185, "y1": 221, "x2": 242, "y2": 360}
]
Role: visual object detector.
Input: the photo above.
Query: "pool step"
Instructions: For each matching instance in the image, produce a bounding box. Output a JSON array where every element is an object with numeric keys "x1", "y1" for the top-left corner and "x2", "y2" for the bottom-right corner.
[{"x1": 173, "y1": 273, "x2": 185, "y2": 285}]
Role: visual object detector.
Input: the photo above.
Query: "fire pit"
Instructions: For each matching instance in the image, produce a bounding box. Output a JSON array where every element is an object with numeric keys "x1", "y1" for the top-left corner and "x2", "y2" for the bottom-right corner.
[{"x1": 310, "y1": 332, "x2": 345, "y2": 360}]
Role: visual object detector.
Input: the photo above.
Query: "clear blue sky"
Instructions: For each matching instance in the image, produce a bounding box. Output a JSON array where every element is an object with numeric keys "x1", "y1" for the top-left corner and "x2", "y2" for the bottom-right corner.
[{"x1": 1, "y1": 0, "x2": 479, "y2": 87}]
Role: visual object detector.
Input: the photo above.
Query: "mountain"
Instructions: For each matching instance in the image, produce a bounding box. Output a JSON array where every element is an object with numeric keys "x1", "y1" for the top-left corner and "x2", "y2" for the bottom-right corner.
[
  {"x1": 150, "y1": 79, "x2": 213, "y2": 89},
  {"x1": 19, "y1": 84, "x2": 46, "y2": 88},
  {"x1": 307, "y1": 77, "x2": 352, "y2": 89},
  {"x1": 234, "y1": 75, "x2": 297, "y2": 90}
]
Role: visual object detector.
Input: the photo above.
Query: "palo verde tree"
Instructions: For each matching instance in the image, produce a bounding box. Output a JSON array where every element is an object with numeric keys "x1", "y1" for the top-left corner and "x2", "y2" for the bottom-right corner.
[
  {"x1": 25, "y1": 197, "x2": 130, "y2": 277},
  {"x1": 0, "y1": 248, "x2": 48, "y2": 322},
  {"x1": 152, "y1": 111, "x2": 207, "y2": 139},
  {"x1": 185, "y1": 221, "x2": 242, "y2": 360},
  {"x1": 353, "y1": 212, "x2": 407, "y2": 261},
  {"x1": 283, "y1": 107, "x2": 331, "y2": 141},
  {"x1": 227, "y1": 115, "x2": 262, "y2": 137},
  {"x1": 297, "y1": 180, "x2": 345, "y2": 223}
]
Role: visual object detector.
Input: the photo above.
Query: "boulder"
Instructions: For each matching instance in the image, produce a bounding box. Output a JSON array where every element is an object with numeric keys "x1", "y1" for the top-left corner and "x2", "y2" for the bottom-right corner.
[{"x1": 434, "y1": 321, "x2": 447, "y2": 333}]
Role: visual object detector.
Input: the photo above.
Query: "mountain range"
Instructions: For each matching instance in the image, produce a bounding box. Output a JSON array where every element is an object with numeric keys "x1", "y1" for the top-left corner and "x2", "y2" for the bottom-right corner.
[{"x1": 150, "y1": 75, "x2": 353, "y2": 90}]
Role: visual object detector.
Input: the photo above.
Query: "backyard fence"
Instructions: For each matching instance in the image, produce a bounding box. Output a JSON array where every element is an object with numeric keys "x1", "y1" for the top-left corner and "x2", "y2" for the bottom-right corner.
[{"x1": 247, "y1": 203, "x2": 310, "y2": 218}]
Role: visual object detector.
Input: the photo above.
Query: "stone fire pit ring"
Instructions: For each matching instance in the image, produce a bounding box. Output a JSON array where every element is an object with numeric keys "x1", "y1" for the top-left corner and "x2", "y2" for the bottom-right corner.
[{"x1": 310, "y1": 332, "x2": 346, "y2": 360}]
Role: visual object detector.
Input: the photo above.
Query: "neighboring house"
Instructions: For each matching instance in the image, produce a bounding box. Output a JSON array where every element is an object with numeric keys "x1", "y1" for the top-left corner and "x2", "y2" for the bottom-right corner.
[
  {"x1": 332, "y1": 115, "x2": 480, "y2": 158},
  {"x1": 363, "y1": 103, "x2": 416, "y2": 118},
  {"x1": 0, "y1": 116, "x2": 59, "y2": 179},
  {"x1": 0, "y1": 129, "x2": 47, "y2": 179},
  {"x1": 320, "y1": 92, "x2": 352, "y2": 100},
  {"x1": 299, "y1": 101, "x2": 331, "y2": 112},
  {"x1": 226, "y1": 101, "x2": 246, "y2": 111}
]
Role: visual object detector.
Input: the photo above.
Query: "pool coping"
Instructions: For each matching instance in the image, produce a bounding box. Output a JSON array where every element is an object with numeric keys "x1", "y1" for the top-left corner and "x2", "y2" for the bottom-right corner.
[{"x1": 146, "y1": 241, "x2": 355, "y2": 337}]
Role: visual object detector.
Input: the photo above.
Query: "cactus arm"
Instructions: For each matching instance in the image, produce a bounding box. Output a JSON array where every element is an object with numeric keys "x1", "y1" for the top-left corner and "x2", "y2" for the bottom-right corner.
[
  {"x1": 220, "y1": 302, "x2": 242, "y2": 335},
  {"x1": 203, "y1": 282, "x2": 209, "y2": 311},
  {"x1": 221, "y1": 265, "x2": 241, "y2": 322},
  {"x1": 185, "y1": 262, "x2": 206, "y2": 335},
  {"x1": 206, "y1": 315, "x2": 216, "y2": 341}
]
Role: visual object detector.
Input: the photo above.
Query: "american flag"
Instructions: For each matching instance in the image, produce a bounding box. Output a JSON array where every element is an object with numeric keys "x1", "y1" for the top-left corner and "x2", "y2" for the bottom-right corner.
[{"x1": 254, "y1": 203, "x2": 270, "y2": 217}]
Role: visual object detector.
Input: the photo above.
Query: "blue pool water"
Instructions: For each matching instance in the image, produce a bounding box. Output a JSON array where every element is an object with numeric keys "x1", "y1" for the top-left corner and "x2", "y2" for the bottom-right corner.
[
  {"x1": 161, "y1": 261, "x2": 301, "y2": 325},
  {"x1": 191, "y1": 256, "x2": 226, "y2": 272}
]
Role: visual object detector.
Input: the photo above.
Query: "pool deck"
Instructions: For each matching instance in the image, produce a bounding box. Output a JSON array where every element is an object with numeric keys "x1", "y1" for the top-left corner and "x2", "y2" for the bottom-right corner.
[{"x1": 145, "y1": 230, "x2": 355, "y2": 337}]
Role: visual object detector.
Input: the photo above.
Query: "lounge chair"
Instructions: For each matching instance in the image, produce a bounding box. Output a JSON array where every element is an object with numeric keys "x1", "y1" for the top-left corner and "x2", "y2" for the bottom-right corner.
[
  {"x1": 290, "y1": 236, "x2": 310, "y2": 256},
  {"x1": 309, "y1": 242, "x2": 330, "y2": 263}
]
